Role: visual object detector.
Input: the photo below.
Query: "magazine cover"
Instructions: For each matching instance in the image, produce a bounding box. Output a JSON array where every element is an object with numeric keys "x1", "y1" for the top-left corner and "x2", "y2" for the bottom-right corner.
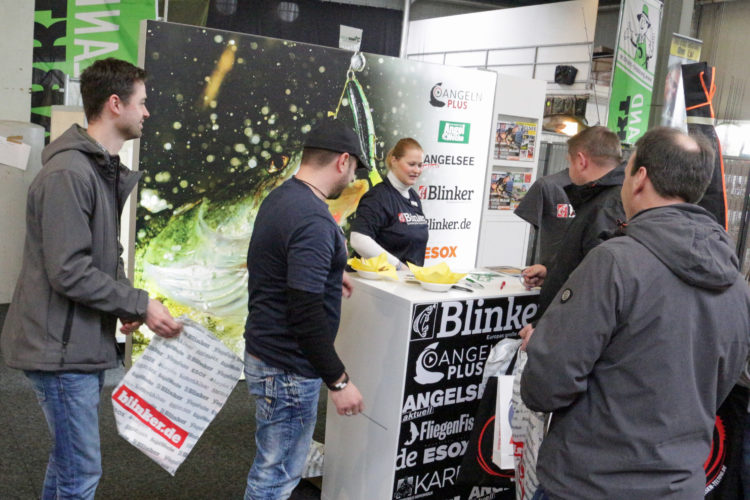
[
  {"x1": 494, "y1": 115, "x2": 537, "y2": 161},
  {"x1": 488, "y1": 172, "x2": 532, "y2": 210}
]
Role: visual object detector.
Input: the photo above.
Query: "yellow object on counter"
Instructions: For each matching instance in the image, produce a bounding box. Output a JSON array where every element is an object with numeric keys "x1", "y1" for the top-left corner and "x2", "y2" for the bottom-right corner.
[
  {"x1": 407, "y1": 262, "x2": 466, "y2": 284},
  {"x1": 347, "y1": 253, "x2": 399, "y2": 281}
]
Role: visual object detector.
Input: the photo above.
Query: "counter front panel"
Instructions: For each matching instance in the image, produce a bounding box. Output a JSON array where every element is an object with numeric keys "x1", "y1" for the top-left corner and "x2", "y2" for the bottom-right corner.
[{"x1": 394, "y1": 294, "x2": 538, "y2": 499}]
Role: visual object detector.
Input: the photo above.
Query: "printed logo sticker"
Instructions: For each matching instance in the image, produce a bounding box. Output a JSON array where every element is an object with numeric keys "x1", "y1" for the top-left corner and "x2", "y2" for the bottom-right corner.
[
  {"x1": 438, "y1": 121, "x2": 471, "y2": 144},
  {"x1": 556, "y1": 204, "x2": 576, "y2": 218}
]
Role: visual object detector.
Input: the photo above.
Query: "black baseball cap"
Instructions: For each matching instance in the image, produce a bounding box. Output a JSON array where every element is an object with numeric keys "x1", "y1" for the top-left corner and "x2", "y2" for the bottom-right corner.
[{"x1": 303, "y1": 119, "x2": 371, "y2": 171}]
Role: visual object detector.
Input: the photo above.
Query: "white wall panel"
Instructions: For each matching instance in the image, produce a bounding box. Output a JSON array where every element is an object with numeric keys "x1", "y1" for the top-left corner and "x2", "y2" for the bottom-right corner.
[
  {"x1": 487, "y1": 48, "x2": 537, "y2": 66},
  {"x1": 407, "y1": 0, "x2": 598, "y2": 56},
  {"x1": 487, "y1": 66, "x2": 536, "y2": 79},
  {"x1": 537, "y1": 45, "x2": 591, "y2": 64},
  {"x1": 0, "y1": 1, "x2": 33, "y2": 123},
  {"x1": 444, "y1": 51, "x2": 487, "y2": 67}
]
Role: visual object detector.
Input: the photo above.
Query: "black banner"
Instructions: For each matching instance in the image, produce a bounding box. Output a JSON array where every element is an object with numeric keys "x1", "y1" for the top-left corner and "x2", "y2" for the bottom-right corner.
[{"x1": 393, "y1": 295, "x2": 538, "y2": 500}]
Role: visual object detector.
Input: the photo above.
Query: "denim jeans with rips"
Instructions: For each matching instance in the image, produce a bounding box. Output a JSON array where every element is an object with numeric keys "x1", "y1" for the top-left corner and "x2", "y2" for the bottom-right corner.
[
  {"x1": 244, "y1": 353, "x2": 321, "y2": 500},
  {"x1": 24, "y1": 370, "x2": 105, "y2": 500}
]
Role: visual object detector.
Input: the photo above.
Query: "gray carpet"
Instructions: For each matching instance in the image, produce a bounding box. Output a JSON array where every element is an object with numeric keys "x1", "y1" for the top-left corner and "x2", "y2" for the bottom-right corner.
[{"x1": 0, "y1": 304, "x2": 324, "y2": 499}]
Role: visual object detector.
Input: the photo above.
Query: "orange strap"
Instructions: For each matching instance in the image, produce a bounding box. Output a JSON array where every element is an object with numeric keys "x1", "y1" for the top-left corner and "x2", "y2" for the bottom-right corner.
[
  {"x1": 685, "y1": 68, "x2": 727, "y2": 229},
  {"x1": 718, "y1": 132, "x2": 728, "y2": 231},
  {"x1": 685, "y1": 69, "x2": 717, "y2": 117}
]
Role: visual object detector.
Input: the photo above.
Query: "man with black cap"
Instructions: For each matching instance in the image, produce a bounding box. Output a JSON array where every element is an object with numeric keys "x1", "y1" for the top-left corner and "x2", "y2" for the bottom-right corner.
[{"x1": 242, "y1": 119, "x2": 368, "y2": 500}]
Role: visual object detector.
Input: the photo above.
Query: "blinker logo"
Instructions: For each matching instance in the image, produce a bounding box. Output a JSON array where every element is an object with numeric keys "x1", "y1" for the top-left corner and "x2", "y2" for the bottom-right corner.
[{"x1": 411, "y1": 303, "x2": 438, "y2": 340}]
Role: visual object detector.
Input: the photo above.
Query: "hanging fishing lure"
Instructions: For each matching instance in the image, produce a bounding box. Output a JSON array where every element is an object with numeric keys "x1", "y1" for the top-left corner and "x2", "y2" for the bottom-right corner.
[{"x1": 329, "y1": 52, "x2": 383, "y2": 185}]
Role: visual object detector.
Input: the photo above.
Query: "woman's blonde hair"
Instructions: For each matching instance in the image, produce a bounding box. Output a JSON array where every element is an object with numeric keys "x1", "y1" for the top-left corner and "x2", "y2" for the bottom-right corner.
[{"x1": 386, "y1": 138, "x2": 423, "y2": 170}]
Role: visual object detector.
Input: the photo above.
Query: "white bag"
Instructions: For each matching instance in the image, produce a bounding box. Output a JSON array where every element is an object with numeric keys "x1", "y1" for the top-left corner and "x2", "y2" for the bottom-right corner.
[
  {"x1": 493, "y1": 374, "x2": 516, "y2": 470},
  {"x1": 510, "y1": 350, "x2": 548, "y2": 500},
  {"x1": 487, "y1": 338, "x2": 522, "y2": 470},
  {"x1": 111, "y1": 317, "x2": 243, "y2": 475}
]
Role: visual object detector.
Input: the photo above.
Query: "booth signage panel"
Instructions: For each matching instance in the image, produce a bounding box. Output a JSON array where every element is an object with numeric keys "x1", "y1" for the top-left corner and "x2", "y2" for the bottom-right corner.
[
  {"x1": 393, "y1": 295, "x2": 538, "y2": 499},
  {"x1": 134, "y1": 21, "x2": 495, "y2": 357},
  {"x1": 661, "y1": 34, "x2": 703, "y2": 131},
  {"x1": 607, "y1": 0, "x2": 663, "y2": 144},
  {"x1": 32, "y1": 0, "x2": 156, "y2": 137},
  {"x1": 419, "y1": 80, "x2": 496, "y2": 269}
]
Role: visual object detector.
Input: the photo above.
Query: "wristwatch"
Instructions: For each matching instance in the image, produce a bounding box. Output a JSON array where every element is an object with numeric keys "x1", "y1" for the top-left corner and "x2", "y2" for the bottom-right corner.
[{"x1": 327, "y1": 372, "x2": 349, "y2": 391}]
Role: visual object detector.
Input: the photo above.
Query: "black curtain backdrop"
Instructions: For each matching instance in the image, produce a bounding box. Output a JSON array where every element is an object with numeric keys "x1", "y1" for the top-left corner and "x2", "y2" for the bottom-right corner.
[{"x1": 206, "y1": 0, "x2": 403, "y2": 57}]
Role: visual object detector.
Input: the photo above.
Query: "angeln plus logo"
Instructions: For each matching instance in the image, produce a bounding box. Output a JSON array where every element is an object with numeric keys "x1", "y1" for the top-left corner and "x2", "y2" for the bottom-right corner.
[
  {"x1": 414, "y1": 342, "x2": 445, "y2": 385},
  {"x1": 438, "y1": 121, "x2": 471, "y2": 144},
  {"x1": 430, "y1": 83, "x2": 446, "y2": 107},
  {"x1": 429, "y1": 82, "x2": 483, "y2": 110},
  {"x1": 414, "y1": 343, "x2": 489, "y2": 386}
]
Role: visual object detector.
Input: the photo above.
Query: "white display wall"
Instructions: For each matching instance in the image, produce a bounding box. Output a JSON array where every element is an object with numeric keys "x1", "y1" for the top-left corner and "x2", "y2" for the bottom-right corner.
[
  {"x1": 0, "y1": 1, "x2": 34, "y2": 303},
  {"x1": 477, "y1": 74, "x2": 547, "y2": 267},
  {"x1": 406, "y1": 0, "x2": 598, "y2": 94},
  {"x1": 405, "y1": 0, "x2": 598, "y2": 267}
]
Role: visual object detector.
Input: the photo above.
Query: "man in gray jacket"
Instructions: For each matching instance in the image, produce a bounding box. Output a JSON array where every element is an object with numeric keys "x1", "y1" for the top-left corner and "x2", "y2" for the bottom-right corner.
[
  {"x1": 1, "y1": 58, "x2": 181, "y2": 499},
  {"x1": 521, "y1": 127, "x2": 750, "y2": 499}
]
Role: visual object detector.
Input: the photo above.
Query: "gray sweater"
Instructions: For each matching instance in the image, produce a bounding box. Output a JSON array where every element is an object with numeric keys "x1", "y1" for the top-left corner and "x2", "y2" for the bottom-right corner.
[
  {"x1": 1, "y1": 125, "x2": 148, "y2": 372},
  {"x1": 521, "y1": 204, "x2": 750, "y2": 499}
]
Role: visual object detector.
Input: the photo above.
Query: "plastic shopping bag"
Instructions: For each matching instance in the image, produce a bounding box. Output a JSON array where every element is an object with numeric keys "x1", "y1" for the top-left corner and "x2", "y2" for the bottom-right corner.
[
  {"x1": 509, "y1": 349, "x2": 548, "y2": 500},
  {"x1": 111, "y1": 317, "x2": 243, "y2": 475},
  {"x1": 457, "y1": 338, "x2": 521, "y2": 498},
  {"x1": 488, "y1": 339, "x2": 521, "y2": 473},
  {"x1": 493, "y1": 374, "x2": 515, "y2": 470}
]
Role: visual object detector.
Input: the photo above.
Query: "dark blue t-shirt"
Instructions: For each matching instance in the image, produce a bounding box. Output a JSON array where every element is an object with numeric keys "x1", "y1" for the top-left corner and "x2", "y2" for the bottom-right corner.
[
  {"x1": 350, "y1": 177, "x2": 429, "y2": 266},
  {"x1": 244, "y1": 177, "x2": 347, "y2": 378}
]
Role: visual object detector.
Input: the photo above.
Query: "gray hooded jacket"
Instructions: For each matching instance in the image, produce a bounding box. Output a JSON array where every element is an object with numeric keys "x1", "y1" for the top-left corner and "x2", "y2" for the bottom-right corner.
[
  {"x1": 521, "y1": 204, "x2": 750, "y2": 499},
  {"x1": 1, "y1": 125, "x2": 148, "y2": 371}
]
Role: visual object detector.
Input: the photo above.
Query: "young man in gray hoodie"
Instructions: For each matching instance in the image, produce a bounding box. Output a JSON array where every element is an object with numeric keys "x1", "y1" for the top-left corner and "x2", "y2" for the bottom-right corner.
[
  {"x1": 521, "y1": 127, "x2": 750, "y2": 499},
  {"x1": 1, "y1": 58, "x2": 181, "y2": 500}
]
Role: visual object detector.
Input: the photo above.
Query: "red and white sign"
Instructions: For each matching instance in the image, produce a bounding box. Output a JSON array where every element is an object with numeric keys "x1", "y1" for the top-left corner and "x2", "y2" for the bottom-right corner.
[{"x1": 113, "y1": 385, "x2": 187, "y2": 448}]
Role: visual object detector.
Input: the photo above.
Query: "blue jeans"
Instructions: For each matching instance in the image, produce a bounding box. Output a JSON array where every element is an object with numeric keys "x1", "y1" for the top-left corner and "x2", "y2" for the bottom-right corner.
[
  {"x1": 531, "y1": 487, "x2": 551, "y2": 500},
  {"x1": 244, "y1": 353, "x2": 321, "y2": 500},
  {"x1": 25, "y1": 370, "x2": 105, "y2": 500}
]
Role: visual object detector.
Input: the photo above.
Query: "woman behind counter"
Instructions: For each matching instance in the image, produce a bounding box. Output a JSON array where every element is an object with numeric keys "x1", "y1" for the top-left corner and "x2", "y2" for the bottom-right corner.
[{"x1": 350, "y1": 138, "x2": 429, "y2": 268}]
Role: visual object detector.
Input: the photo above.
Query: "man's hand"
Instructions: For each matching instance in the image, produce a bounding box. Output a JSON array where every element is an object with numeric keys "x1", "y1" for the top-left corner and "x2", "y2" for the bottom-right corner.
[
  {"x1": 120, "y1": 320, "x2": 142, "y2": 334},
  {"x1": 145, "y1": 299, "x2": 182, "y2": 338},
  {"x1": 342, "y1": 272, "x2": 354, "y2": 299},
  {"x1": 522, "y1": 264, "x2": 547, "y2": 289},
  {"x1": 519, "y1": 323, "x2": 534, "y2": 351},
  {"x1": 330, "y1": 381, "x2": 364, "y2": 416}
]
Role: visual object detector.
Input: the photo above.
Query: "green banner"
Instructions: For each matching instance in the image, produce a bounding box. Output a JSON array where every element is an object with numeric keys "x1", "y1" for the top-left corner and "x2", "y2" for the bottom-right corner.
[
  {"x1": 607, "y1": 0, "x2": 663, "y2": 144},
  {"x1": 32, "y1": 0, "x2": 156, "y2": 137}
]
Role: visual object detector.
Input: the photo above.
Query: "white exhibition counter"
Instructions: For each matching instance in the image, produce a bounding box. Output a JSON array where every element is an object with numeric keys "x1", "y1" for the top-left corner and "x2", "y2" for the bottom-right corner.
[{"x1": 322, "y1": 272, "x2": 539, "y2": 500}]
